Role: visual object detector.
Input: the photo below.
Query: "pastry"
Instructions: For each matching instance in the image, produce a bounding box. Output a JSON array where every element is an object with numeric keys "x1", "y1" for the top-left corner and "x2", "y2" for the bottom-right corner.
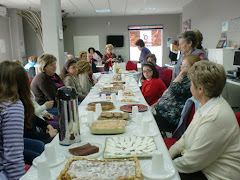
[
  {"x1": 86, "y1": 101, "x2": 115, "y2": 111},
  {"x1": 121, "y1": 99, "x2": 136, "y2": 102},
  {"x1": 120, "y1": 104, "x2": 148, "y2": 113},
  {"x1": 98, "y1": 112, "x2": 130, "y2": 121},
  {"x1": 89, "y1": 120, "x2": 126, "y2": 134},
  {"x1": 104, "y1": 136, "x2": 157, "y2": 158},
  {"x1": 69, "y1": 143, "x2": 99, "y2": 156},
  {"x1": 57, "y1": 157, "x2": 142, "y2": 180}
]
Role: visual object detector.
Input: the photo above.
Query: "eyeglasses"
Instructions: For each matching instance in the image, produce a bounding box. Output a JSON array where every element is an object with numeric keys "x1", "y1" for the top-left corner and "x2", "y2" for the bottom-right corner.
[{"x1": 142, "y1": 70, "x2": 152, "y2": 73}]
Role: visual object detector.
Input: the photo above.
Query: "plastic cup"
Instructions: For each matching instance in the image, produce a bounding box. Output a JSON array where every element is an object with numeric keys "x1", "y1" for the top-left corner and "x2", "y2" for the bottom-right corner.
[
  {"x1": 111, "y1": 93, "x2": 117, "y2": 103},
  {"x1": 118, "y1": 90, "x2": 123, "y2": 99},
  {"x1": 101, "y1": 93, "x2": 107, "y2": 101},
  {"x1": 87, "y1": 111, "x2": 94, "y2": 123},
  {"x1": 44, "y1": 144, "x2": 56, "y2": 164},
  {"x1": 125, "y1": 82, "x2": 130, "y2": 91},
  {"x1": 135, "y1": 112, "x2": 142, "y2": 122},
  {"x1": 36, "y1": 157, "x2": 52, "y2": 180},
  {"x1": 95, "y1": 103, "x2": 102, "y2": 116},
  {"x1": 141, "y1": 119, "x2": 150, "y2": 133},
  {"x1": 132, "y1": 106, "x2": 139, "y2": 117},
  {"x1": 152, "y1": 151, "x2": 165, "y2": 174}
]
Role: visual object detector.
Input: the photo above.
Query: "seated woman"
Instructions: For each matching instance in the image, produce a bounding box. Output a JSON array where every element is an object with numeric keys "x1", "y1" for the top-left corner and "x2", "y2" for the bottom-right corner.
[
  {"x1": 87, "y1": 53, "x2": 98, "y2": 73},
  {"x1": 169, "y1": 61, "x2": 240, "y2": 180},
  {"x1": 102, "y1": 44, "x2": 118, "y2": 71},
  {"x1": 173, "y1": 31, "x2": 208, "y2": 79},
  {"x1": 31, "y1": 54, "x2": 64, "y2": 117},
  {"x1": 24, "y1": 56, "x2": 37, "y2": 71},
  {"x1": 24, "y1": 115, "x2": 58, "y2": 144},
  {"x1": 88, "y1": 47, "x2": 103, "y2": 64},
  {"x1": 78, "y1": 51, "x2": 87, "y2": 61},
  {"x1": 60, "y1": 59, "x2": 87, "y2": 102},
  {"x1": 141, "y1": 63, "x2": 166, "y2": 106},
  {"x1": 145, "y1": 53, "x2": 166, "y2": 85},
  {"x1": 152, "y1": 54, "x2": 200, "y2": 130},
  {"x1": 0, "y1": 61, "x2": 35, "y2": 179},
  {"x1": 31, "y1": 91, "x2": 58, "y2": 128},
  {"x1": 76, "y1": 60, "x2": 93, "y2": 95}
]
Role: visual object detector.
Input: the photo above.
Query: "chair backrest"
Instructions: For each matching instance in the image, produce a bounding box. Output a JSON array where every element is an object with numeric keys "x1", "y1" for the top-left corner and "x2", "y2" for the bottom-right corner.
[
  {"x1": 172, "y1": 97, "x2": 199, "y2": 139},
  {"x1": 162, "y1": 68, "x2": 172, "y2": 87},
  {"x1": 235, "y1": 112, "x2": 240, "y2": 127},
  {"x1": 126, "y1": 61, "x2": 137, "y2": 71},
  {"x1": 28, "y1": 66, "x2": 36, "y2": 79}
]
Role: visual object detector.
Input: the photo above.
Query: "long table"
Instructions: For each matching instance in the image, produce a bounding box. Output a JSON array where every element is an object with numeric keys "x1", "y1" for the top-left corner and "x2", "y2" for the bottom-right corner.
[{"x1": 21, "y1": 74, "x2": 180, "y2": 180}]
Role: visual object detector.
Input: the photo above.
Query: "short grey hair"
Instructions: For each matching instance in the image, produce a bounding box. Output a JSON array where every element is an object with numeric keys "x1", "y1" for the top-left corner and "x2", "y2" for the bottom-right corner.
[
  {"x1": 38, "y1": 54, "x2": 57, "y2": 73},
  {"x1": 188, "y1": 61, "x2": 226, "y2": 98},
  {"x1": 178, "y1": 31, "x2": 197, "y2": 49}
]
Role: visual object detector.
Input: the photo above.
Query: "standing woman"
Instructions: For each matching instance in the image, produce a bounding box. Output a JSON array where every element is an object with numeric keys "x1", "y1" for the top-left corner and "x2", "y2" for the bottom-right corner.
[
  {"x1": 60, "y1": 59, "x2": 87, "y2": 102},
  {"x1": 88, "y1": 47, "x2": 103, "y2": 64},
  {"x1": 31, "y1": 54, "x2": 64, "y2": 116},
  {"x1": 135, "y1": 39, "x2": 151, "y2": 64},
  {"x1": 141, "y1": 63, "x2": 167, "y2": 106},
  {"x1": 102, "y1": 44, "x2": 118, "y2": 71},
  {"x1": 0, "y1": 61, "x2": 34, "y2": 180}
]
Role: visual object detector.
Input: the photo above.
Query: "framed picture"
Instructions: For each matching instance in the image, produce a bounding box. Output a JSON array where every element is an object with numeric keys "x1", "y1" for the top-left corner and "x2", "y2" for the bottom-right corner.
[{"x1": 216, "y1": 40, "x2": 226, "y2": 48}]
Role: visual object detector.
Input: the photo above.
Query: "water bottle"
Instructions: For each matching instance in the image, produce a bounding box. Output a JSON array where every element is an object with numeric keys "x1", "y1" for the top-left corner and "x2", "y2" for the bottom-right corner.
[{"x1": 109, "y1": 66, "x2": 113, "y2": 74}]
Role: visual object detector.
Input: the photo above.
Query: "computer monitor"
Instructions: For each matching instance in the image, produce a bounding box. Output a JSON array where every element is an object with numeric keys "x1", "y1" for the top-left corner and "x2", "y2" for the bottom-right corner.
[{"x1": 233, "y1": 51, "x2": 240, "y2": 72}]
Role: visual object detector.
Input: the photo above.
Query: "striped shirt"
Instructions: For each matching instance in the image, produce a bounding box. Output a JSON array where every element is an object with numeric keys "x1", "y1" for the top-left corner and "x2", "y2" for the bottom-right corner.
[{"x1": 0, "y1": 100, "x2": 25, "y2": 180}]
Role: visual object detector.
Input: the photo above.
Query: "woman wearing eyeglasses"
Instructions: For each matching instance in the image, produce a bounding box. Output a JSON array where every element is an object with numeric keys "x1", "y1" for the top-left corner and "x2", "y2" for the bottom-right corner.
[{"x1": 141, "y1": 63, "x2": 167, "y2": 106}]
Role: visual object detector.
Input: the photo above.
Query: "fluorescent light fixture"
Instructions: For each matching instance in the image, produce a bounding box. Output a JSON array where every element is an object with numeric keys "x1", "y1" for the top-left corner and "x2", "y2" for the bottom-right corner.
[
  {"x1": 95, "y1": 9, "x2": 110, "y2": 13},
  {"x1": 140, "y1": 8, "x2": 156, "y2": 11}
]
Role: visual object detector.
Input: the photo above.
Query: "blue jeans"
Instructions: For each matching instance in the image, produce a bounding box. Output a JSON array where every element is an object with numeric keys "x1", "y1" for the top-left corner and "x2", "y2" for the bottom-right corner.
[{"x1": 24, "y1": 138, "x2": 44, "y2": 165}]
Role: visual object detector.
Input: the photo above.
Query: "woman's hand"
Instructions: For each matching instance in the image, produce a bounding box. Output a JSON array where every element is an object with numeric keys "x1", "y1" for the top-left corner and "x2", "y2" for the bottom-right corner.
[
  {"x1": 46, "y1": 125, "x2": 54, "y2": 132},
  {"x1": 151, "y1": 102, "x2": 157, "y2": 108},
  {"x1": 44, "y1": 101, "x2": 54, "y2": 109},
  {"x1": 44, "y1": 112, "x2": 54, "y2": 120},
  {"x1": 48, "y1": 129, "x2": 58, "y2": 138},
  {"x1": 107, "y1": 58, "x2": 112, "y2": 62}
]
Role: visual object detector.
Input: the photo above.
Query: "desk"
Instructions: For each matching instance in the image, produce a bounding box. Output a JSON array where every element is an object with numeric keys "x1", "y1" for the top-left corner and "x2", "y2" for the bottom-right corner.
[
  {"x1": 21, "y1": 74, "x2": 180, "y2": 180},
  {"x1": 224, "y1": 79, "x2": 240, "y2": 108}
]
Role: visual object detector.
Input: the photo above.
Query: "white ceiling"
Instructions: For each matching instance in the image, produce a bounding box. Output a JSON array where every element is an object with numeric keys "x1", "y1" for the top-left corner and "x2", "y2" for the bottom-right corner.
[{"x1": 0, "y1": 0, "x2": 192, "y2": 17}]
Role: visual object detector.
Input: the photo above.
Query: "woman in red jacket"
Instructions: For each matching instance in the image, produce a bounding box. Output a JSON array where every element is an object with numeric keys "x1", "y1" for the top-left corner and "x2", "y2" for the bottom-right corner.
[{"x1": 141, "y1": 63, "x2": 167, "y2": 105}]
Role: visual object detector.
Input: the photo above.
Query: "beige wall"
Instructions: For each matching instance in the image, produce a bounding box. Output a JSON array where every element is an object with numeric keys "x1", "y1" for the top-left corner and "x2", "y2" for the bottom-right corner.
[
  {"x1": 63, "y1": 14, "x2": 180, "y2": 66},
  {"x1": 182, "y1": 0, "x2": 240, "y2": 49}
]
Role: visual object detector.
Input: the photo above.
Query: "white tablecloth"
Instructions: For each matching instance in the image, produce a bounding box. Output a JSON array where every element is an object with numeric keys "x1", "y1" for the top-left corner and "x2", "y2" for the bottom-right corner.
[{"x1": 21, "y1": 74, "x2": 180, "y2": 180}]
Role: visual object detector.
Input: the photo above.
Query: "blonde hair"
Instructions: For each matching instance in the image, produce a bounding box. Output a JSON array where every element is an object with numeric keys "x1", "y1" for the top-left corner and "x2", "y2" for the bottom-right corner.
[
  {"x1": 38, "y1": 54, "x2": 57, "y2": 73},
  {"x1": 76, "y1": 60, "x2": 91, "y2": 74},
  {"x1": 78, "y1": 51, "x2": 87, "y2": 59},
  {"x1": 105, "y1": 44, "x2": 114, "y2": 50},
  {"x1": 13, "y1": 59, "x2": 22, "y2": 66},
  {"x1": 182, "y1": 54, "x2": 201, "y2": 66},
  {"x1": 188, "y1": 61, "x2": 226, "y2": 98}
]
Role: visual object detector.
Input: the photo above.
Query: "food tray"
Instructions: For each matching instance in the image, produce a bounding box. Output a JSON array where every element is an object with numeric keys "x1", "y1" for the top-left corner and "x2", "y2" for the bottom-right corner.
[
  {"x1": 89, "y1": 120, "x2": 126, "y2": 134},
  {"x1": 103, "y1": 136, "x2": 157, "y2": 158}
]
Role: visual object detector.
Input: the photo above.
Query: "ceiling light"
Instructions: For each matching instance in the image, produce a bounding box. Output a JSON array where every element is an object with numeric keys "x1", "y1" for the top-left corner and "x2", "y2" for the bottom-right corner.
[
  {"x1": 140, "y1": 8, "x2": 156, "y2": 11},
  {"x1": 95, "y1": 9, "x2": 110, "y2": 13}
]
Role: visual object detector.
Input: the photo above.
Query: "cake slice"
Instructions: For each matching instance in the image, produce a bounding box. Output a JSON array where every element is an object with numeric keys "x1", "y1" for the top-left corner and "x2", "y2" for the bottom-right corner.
[{"x1": 69, "y1": 143, "x2": 99, "y2": 156}]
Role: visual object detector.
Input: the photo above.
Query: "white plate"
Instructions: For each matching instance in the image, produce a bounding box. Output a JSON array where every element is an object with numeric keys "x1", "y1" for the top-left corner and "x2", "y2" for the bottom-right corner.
[
  {"x1": 20, "y1": 171, "x2": 58, "y2": 180},
  {"x1": 134, "y1": 129, "x2": 158, "y2": 137},
  {"x1": 32, "y1": 153, "x2": 65, "y2": 168},
  {"x1": 65, "y1": 142, "x2": 103, "y2": 159},
  {"x1": 141, "y1": 162, "x2": 176, "y2": 180},
  {"x1": 88, "y1": 95, "x2": 100, "y2": 99}
]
